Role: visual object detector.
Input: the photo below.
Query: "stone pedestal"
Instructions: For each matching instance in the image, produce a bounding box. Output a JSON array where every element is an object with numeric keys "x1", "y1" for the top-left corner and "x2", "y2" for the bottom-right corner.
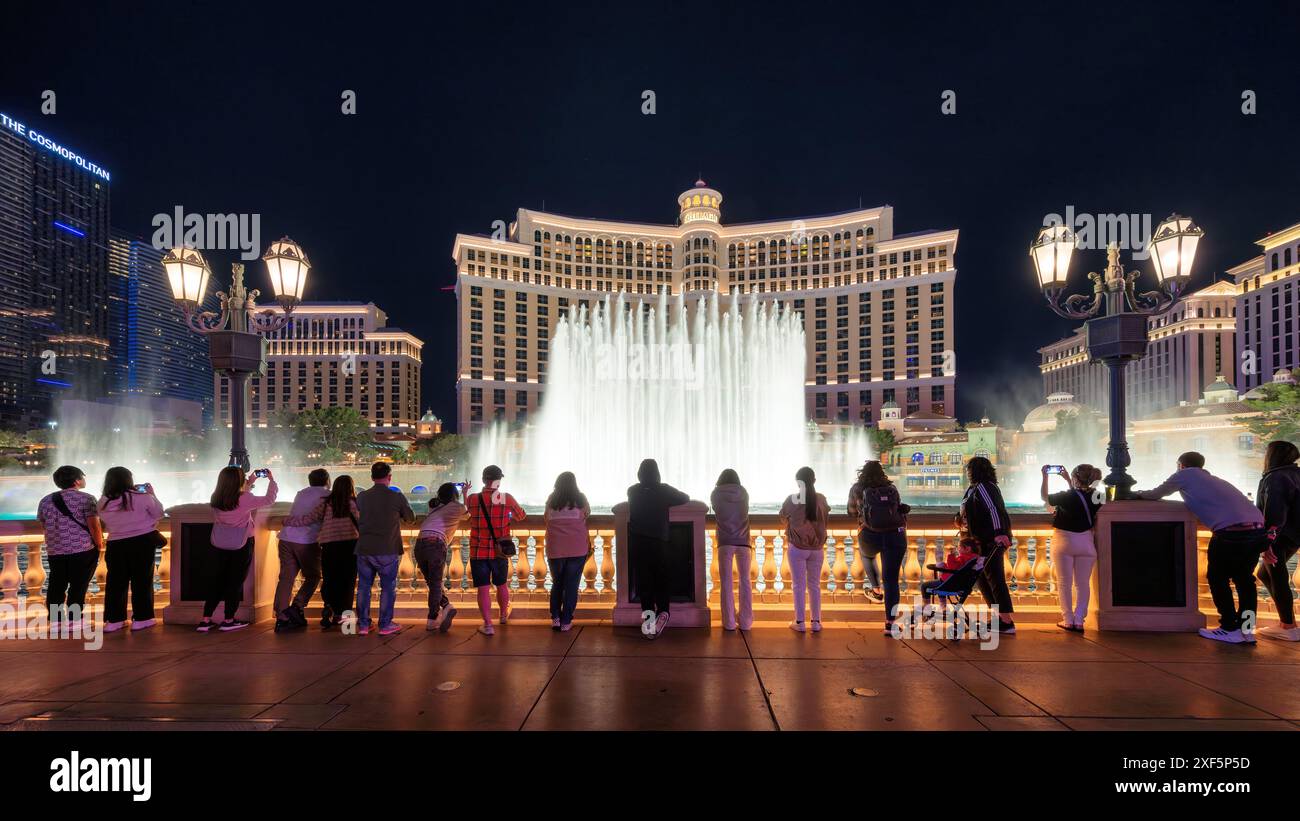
[
  {"x1": 1086, "y1": 499, "x2": 1205, "y2": 632},
  {"x1": 160, "y1": 503, "x2": 280, "y2": 625},
  {"x1": 612, "y1": 500, "x2": 710, "y2": 627}
]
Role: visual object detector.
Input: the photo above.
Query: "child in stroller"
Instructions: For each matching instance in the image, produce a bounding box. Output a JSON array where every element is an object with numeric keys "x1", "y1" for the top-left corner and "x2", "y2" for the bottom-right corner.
[{"x1": 922, "y1": 534, "x2": 982, "y2": 605}]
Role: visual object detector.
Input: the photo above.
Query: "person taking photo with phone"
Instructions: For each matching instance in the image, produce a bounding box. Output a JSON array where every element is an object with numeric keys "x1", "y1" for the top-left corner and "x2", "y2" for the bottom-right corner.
[
  {"x1": 97, "y1": 466, "x2": 165, "y2": 632},
  {"x1": 1040, "y1": 463, "x2": 1102, "y2": 632},
  {"x1": 201, "y1": 466, "x2": 277, "y2": 632}
]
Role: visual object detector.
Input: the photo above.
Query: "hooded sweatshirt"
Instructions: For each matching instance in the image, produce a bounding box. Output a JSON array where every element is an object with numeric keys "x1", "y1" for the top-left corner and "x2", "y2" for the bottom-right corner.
[
  {"x1": 627, "y1": 459, "x2": 689, "y2": 541},
  {"x1": 710, "y1": 483, "x2": 750, "y2": 547},
  {"x1": 1257, "y1": 463, "x2": 1300, "y2": 549}
]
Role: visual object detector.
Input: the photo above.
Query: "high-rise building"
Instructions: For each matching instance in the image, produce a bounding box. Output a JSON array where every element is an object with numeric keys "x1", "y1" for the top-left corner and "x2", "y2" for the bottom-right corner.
[
  {"x1": 107, "y1": 232, "x2": 217, "y2": 422},
  {"x1": 0, "y1": 111, "x2": 112, "y2": 430},
  {"x1": 450, "y1": 181, "x2": 958, "y2": 434},
  {"x1": 1039, "y1": 280, "x2": 1239, "y2": 417},
  {"x1": 1229, "y1": 219, "x2": 1300, "y2": 392},
  {"x1": 214, "y1": 302, "x2": 423, "y2": 435}
]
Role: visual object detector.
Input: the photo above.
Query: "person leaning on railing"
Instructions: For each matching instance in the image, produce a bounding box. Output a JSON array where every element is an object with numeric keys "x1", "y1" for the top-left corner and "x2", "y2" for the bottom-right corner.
[
  {"x1": 710, "y1": 469, "x2": 752, "y2": 632},
  {"x1": 281, "y1": 474, "x2": 361, "y2": 630},
  {"x1": 1254, "y1": 440, "x2": 1300, "y2": 642},
  {"x1": 849, "y1": 460, "x2": 911, "y2": 634},
  {"x1": 544, "y1": 472, "x2": 591, "y2": 632},
  {"x1": 627, "y1": 458, "x2": 689, "y2": 640},
  {"x1": 97, "y1": 466, "x2": 165, "y2": 633},
  {"x1": 415, "y1": 482, "x2": 468, "y2": 633},
  {"x1": 779, "y1": 466, "x2": 830, "y2": 634},
  {"x1": 1134, "y1": 451, "x2": 1265, "y2": 645},
  {"x1": 35, "y1": 465, "x2": 104, "y2": 628}
]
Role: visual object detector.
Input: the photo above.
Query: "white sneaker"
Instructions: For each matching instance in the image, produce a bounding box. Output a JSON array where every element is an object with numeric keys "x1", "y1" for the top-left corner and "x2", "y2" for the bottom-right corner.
[
  {"x1": 789, "y1": 621, "x2": 806, "y2": 633},
  {"x1": 1258, "y1": 624, "x2": 1300, "y2": 642},
  {"x1": 102, "y1": 620, "x2": 126, "y2": 633},
  {"x1": 654, "y1": 611, "x2": 670, "y2": 636},
  {"x1": 723, "y1": 622, "x2": 737, "y2": 631},
  {"x1": 551, "y1": 618, "x2": 562, "y2": 630},
  {"x1": 478, "y1": 623, "x2": 495, "y2": 636},
  {"x1": 1199, "y1": 627, "x2": 1250, "y2": 644},
  {"x1": 640, "y1": 609, "x2": 656, "y2": 638},
  {"x1": 811, "y1": 620, "x2": 822, "y2": 633},
  {"x1": 129, "y1": 618, "x2": 156, "y2": 631}
]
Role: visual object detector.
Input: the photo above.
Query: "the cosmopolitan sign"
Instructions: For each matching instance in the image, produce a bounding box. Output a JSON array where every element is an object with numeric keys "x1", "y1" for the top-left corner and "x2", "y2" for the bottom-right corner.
[{"x1": 0, "y1": 112, "x2": 111, "y2": 183}]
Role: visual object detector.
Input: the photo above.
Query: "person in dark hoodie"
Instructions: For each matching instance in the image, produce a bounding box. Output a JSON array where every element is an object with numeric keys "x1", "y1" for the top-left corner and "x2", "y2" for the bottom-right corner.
[
  {"x1": 627, "y1": 459, "x2": 689, "y2": 639},
  {"x1": 710, "y1": 469, "x2": 751, "y2": 631},
  {"x1": 959, "y1": 456, "x2": 1016, "y2": 634},
  {"x1": 1256, "y1": 440, "x2": 1300, "y2": 642}
]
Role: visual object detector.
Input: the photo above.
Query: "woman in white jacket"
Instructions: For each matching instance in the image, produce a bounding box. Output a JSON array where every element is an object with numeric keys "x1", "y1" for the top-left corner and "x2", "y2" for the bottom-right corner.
[{"x1": 710, "y1": 469, "x2": 751, "y2": 631}]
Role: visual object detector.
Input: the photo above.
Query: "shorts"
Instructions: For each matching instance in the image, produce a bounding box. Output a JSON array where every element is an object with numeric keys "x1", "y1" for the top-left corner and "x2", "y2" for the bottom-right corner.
[{"x1": 470, "y1": 557, "x2": 509, "y2": 588}]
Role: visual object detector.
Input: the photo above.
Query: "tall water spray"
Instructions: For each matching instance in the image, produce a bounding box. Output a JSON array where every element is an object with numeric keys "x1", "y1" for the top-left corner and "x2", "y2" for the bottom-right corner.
[{"x1": 473, "y1": 293, "x2": 873, "y2": 507}]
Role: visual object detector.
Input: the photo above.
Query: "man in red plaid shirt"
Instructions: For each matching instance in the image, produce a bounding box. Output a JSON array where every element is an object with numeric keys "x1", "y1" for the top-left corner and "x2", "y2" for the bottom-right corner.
[{"x1": 464, "y1": 464, "x2": 526, "y2": 635}]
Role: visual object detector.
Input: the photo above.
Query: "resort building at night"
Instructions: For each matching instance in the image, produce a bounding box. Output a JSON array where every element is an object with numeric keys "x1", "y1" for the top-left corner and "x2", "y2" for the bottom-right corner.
[
  {"x1": 1231, "y1": 219, "x2": 1300, "y2": 393},
  {"x1": 214, "y1": 302, "x2": 424, "y2": 435},
  {"x1": 1038, "y1": 279, "x2": 1239, "y2": 419},
  {"x1": 450, "y1": 181, "x2": 958, "y2": 434}
]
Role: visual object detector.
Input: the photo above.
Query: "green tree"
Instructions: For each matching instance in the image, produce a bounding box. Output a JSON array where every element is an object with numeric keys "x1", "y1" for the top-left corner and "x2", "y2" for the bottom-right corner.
[
  {"x1": 410, "y1": 433, "x2": 470, "y2": 471},
  {"x1": 867, "y1": 427, "x2": 896, "y2": 459},
  {"x1": 1238, "y1": 378, "x2": 1300, "y2": 442},
  {"x1": 275, "y1": 408, "x2": 376, "y2": 463}
]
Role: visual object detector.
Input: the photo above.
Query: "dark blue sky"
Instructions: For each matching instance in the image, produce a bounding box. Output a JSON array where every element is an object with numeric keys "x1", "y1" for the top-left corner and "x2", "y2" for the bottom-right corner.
[{"x1": 7, "y1": 0, "x2": 1299, "y2": 428}]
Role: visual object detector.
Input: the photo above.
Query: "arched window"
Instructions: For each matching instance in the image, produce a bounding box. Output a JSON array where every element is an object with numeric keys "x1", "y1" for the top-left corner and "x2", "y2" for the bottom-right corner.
[
  {"x1": 1273, "y1": 252, "x2": 1281, "y2": 270},
  {"x1": 1287, "y1": 248, "x2": 1294, "y2": 267}
]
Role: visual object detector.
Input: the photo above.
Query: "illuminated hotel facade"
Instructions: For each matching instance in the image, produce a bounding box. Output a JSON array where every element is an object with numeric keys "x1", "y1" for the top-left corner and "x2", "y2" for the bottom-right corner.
[
  {"x1": 1229, "y1": 219, "x2": 1300, "y2": 392},
  {"x1": 451, "y1": 181, "x2": 958, "y2": 434},
  {"x1": 213, "y1": 302, "x2": 424, "y2": 435},
  {"x1": 1038, "y1": 279, "x2": 1239, "y2": 417}
]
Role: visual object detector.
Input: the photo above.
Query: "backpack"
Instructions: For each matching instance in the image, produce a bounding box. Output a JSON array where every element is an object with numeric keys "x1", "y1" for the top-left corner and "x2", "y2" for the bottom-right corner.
[{"x1": 862, "y1": 484, "x2": 904, "y2": 532}]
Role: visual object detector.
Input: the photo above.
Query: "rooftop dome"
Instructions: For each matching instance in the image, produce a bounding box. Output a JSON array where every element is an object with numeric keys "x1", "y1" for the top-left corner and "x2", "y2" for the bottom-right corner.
[
  {"x1": 678, "y1": 179, "x2": 722, "y2": 225},
  {"x1": 420, "y1": 409, "x2": 441, "y2": 423},
  {"x1": 1023, "y1": 393, "x2": 1094, "y2": 433}
]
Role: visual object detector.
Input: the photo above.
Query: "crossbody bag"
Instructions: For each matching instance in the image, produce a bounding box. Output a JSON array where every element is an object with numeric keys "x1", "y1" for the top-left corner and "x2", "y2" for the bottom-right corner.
[{"x1": 478, "y1": 495, "x2": 517, "y2": 558}]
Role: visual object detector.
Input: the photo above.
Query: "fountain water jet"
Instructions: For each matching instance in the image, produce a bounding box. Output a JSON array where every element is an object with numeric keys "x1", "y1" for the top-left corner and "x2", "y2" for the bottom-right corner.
[{"x1": 473, "y1": 292, "x2": 873, "y2": 507}]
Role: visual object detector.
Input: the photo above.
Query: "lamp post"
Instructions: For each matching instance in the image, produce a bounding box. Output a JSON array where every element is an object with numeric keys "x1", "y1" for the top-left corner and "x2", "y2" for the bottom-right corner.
[
  {"x1": 162, "y1": 238, "x2": 311, "y2": 472},
  {"x1": 1031, "y1": 215, "x2": 1203, "y2": 499}
]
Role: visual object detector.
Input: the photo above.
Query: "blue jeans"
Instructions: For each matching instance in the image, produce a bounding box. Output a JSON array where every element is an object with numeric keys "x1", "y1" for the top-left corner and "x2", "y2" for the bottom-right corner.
[
  {"x1": 547, "y1": 555, "x2": 586, "y2": 624},
  {"x1": 355, "y1": 554, "x2": 401, "y2": 629},
  {"x1": 861, "y1": 529, "x2": 908, "y2": 621}
]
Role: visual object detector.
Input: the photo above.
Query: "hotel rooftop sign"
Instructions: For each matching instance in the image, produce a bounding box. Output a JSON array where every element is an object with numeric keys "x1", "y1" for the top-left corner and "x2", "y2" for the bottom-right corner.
[{"x1": 0, "y1": 112, "x2": 111, "y2": 183}]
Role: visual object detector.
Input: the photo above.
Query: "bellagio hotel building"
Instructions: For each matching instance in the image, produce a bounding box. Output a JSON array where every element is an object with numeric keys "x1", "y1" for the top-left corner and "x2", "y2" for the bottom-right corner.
[{"x1": 451, "y1": 181, "x2": 958, "y2": 434}]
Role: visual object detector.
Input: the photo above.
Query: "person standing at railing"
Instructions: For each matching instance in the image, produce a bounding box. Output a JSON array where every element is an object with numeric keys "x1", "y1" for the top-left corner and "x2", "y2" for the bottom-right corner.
[
  {"x1": 353, "y1": 462, "x2": 414, "y2": 636},
  {"x1": 1256, "y1": 440, "x2": 1300, "y2": 642},
  {"x1": 544, "y1": 472, "x2": 590, "y2": 632},
  {"x1": 416, "y1": 482, "x2": 469, "y2": 632},
  {"x1": 711, "y1": 469, "x2": 752, "y2": 632},
  {"x1": 200, "y1": 466, "x2": 277, "y2": 633},
  {"x1": 1135, "y1": 451, "x2": 1266, "y2": 645},
  {"x1": 847, "y1": 461, "x2": 885, "y2": 605},
  {"x1": 36, "y1": 465, "x2": 104, "y2": 629},
  {"x1": 780, "y1": 466, "x2": 830, "y2": 633},
  {"x1": 273, "y1": 468, "x2": 330, "y2": 633},
  {"x1": 849, "y1": 460, "x2": 910, "y2": 634},
  {"x1": 627, "y1": 458, "x2": 690, "y2": 639},
  {"x1": 960, "y1": 456, "x2": 1016, "y2": 635},
  {"x1": 1039, "y1": 463, "x2": 1102, "y2": 633},
  {"x1": 466, "y1": 464, "x2": 526, "y2": 636},
  {"x1": 282, "y1": 474, "x2": 362, "y2": 629},
  {"x1": 97, "y1": 466, "x2": 165, "y2": 633}
]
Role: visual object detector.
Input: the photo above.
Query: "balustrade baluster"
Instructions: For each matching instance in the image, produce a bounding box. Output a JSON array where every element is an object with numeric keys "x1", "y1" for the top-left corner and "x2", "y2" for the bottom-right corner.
[
  {"x1": 778, "y1": 536, "x2": 791, "y2": 598},
  {"x1": 398, "y1": 541, "x2": 416, "y2": 597},
  {"x1": 581, "y1": 535, "x2": 597, "y2": 595},
  {"x1": 708, "y1": 533, "x2": 719, "y2": 597},
  {"x1": 533, "y1": 534, "x2": 549, "y2": 592},
  {"x1": 760, "y1": 534, "x2": 777, "y2": 597},
  {"x1": 23, "y1": 543, "x2": 46, "y2": 603},
  {"x1": 831, "y1": 535, "x2": 848, "y2": 596},
  {"x1": 599, "y1": 534, "x2": 615, "y2": 596},
  {"x1": 1031, "y1": 535, "x2": 1050, "y2": 596},
  {"x1": 0, "y1": 542, "x2": 18, "y2": 602},
  {"x1": 848, "y1": 534, "x2": 864, "y2": 593},
  {"x1": 448, "y1": 538, "x2": 466, "y2": 592},
  {"x1": 1012, "y1": 538, "x2": 1031, "y2": 594}
]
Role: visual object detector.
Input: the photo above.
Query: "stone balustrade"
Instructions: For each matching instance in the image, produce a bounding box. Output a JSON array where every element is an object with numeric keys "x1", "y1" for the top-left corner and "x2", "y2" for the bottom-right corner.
[{"x1": 2, "y1": 512, "x2": 1297, "y2": 621}]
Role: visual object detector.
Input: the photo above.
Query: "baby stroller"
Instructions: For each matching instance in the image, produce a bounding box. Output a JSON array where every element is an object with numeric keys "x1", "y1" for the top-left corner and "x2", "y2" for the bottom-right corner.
[{"x1": 922, "y1": 545, "x2": 1002, "y2": 639}]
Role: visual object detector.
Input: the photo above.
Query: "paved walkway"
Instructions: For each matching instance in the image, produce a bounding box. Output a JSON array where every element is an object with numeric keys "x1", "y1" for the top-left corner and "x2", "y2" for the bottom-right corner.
[{"x1": 1, "y1": 620, "x2": 1298, "y2": 731}]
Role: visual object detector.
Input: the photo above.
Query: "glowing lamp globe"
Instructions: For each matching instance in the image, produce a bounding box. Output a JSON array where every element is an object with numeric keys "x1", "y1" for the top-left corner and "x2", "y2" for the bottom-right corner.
[
  {"x1": 262, "y1": 237, "x2": 311, "y2": 306},
  {"x1": 1150, "y1": 214, "x2": 1203, "y2": 286},
  {"x1": 1030, "y1": 224, "x2": 1075, "y2": 290},
  {"x1": 161, "y1": 246, "x2": 211, "y2": 306}
]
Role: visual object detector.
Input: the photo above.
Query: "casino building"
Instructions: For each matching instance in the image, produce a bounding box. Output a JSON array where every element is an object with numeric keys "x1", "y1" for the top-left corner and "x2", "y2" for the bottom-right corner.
[
  {"x1": 450, "y1": 181, "x2": 958, "y2": 434},
  {"x1": 0, "y1": 112, "x2": 112, "y2": 429}
]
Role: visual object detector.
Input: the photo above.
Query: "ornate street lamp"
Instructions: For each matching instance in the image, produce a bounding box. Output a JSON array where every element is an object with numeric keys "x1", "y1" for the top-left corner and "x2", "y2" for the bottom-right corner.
[
  {"x1": 162, "y1": 238, "x2": 311, "y2": 471},
  {"x1": 1031, "y1": 215, "x2": 1203, "y2": 498}
]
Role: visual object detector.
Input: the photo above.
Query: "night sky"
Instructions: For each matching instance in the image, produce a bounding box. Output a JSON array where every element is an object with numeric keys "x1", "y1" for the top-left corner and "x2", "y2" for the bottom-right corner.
[{"x1": 7, "y1": 0, "x2": 1299, "y2": 429}]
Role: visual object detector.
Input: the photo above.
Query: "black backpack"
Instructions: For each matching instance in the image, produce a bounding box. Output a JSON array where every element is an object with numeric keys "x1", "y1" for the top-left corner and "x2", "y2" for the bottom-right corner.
[{"x1": 862, "y1": 484, "x2": 904, "y2": 532}]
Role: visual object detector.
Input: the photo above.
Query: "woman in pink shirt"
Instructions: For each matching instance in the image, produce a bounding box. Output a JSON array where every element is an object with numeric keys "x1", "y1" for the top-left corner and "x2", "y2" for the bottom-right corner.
[
  {"x1": 199, "y1": 466, "x2": 278, "y2": 633},
  {"x1": 97, "y1": 466, "x2": 165, "y2": 633},
  {"x1": 543, "y1": 471, "x2": 591, "y2": 631}
]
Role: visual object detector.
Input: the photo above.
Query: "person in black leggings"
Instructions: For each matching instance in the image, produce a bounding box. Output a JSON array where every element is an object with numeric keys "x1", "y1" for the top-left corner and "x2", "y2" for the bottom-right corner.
[{"x1": 1256, "y1": 440, "x2": 1300, "y2": 642}]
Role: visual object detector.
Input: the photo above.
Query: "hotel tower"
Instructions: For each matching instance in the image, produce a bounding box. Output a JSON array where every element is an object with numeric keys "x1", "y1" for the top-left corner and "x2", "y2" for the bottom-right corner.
[{"x1": 451, "y1": 181, "x2": 958, "y2": 434}]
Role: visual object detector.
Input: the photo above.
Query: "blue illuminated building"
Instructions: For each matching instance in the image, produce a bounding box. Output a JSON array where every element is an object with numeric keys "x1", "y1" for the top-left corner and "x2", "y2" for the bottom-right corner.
[{"x1": 108, "y1": 233, "x2": 217, "y2": 424}]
